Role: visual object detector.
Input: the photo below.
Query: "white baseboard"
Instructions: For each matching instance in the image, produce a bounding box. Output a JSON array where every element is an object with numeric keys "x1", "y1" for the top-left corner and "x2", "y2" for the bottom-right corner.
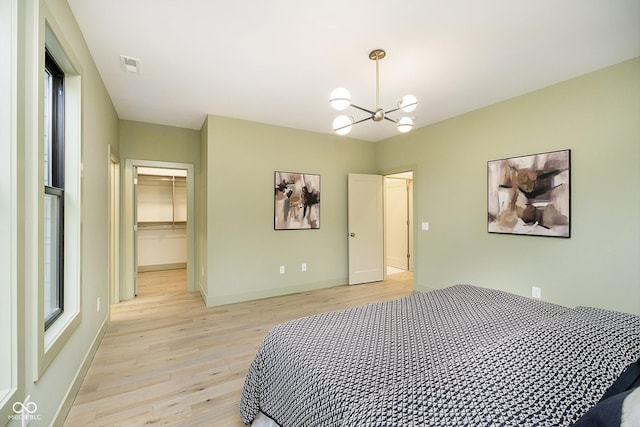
[{"x1": 52, "y1": 315, "x2": 109, "y2": 426}]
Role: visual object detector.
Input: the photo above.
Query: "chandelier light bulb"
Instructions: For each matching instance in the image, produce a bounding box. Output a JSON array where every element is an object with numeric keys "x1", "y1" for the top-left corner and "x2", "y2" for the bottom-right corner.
[
  {"x1": 329, "y1": 88, "x2": 351, "y2": 111},
  {"x1": 398, "y1": 94, "x2": 418, "y2": 113},
  {"x1": 333, "y1": 115, "x2": 354, "y2": 135},
  {"x1": 397, "y1": 116, "x2": 414, "y2": 133}
]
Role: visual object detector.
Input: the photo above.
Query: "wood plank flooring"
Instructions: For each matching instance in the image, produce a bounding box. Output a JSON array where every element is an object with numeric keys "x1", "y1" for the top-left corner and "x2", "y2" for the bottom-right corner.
[{"x1": 63, "y1": 269, "x2": 414, "y2": 426}]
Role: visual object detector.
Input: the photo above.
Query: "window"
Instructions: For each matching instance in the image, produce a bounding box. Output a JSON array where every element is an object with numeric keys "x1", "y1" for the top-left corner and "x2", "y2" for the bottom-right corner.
[
  {"x1": 37, "y1": 21, "x2": 82, "y2": 379},
  {"x1": 43, "y1": 50, "x2": 64, "y2": 330}
]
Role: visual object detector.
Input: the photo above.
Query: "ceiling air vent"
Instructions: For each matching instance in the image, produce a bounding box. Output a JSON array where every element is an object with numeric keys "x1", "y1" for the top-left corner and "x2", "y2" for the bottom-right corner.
[{"x1": 120, "y1": 55, "x2": 140, "y2": 73}]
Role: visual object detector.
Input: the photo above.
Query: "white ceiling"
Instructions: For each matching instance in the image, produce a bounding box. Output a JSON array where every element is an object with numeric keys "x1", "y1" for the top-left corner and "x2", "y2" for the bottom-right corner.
[{"x1": 66, "y1": 0, "x2": 640, "y2": 142}]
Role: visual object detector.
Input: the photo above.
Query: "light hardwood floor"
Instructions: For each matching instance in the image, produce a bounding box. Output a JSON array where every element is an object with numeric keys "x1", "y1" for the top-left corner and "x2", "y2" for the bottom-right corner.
[{"x1": 63, "y1": 269, "x2": 414, "y2": 426}]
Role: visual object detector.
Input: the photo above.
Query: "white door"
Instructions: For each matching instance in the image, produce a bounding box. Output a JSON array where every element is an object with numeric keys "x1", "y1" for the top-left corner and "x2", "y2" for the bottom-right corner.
[{"x1": 348, "y1": 173, "x2": 384, "y2": 285}]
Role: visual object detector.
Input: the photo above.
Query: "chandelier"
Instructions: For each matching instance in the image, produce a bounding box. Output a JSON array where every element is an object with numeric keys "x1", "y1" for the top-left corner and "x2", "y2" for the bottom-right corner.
[{"x1": 329, "y1": 49, "x2": 417, "y2": 136}]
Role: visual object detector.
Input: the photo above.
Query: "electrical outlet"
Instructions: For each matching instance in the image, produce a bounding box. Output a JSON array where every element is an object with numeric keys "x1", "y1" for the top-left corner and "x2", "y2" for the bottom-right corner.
[
  {"x1": 531, "y1": 286, "x2": 541, "y2": 299},
  {"x1": 279, "y1": 265, "x2": 285, "y2": 274},
  {"x1": 96, "y1": 297, "x2": 101, "y2": 312},
  {"x1": 301, "y1": 263, "x2": 307, "y2": 272}
]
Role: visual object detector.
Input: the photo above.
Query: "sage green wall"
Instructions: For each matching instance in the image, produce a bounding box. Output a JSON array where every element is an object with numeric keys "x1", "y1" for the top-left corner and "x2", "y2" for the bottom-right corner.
[
  {"x1": 377, "y1": 58, "x2": 640, "y2": 315},
  {"x1": 203, "y1": 115, "x2": 377, "y2": 306},
  {"x1": 12, "y1": 0, "x2": 119, "y2": 425},
  {"x1": 119, "y1": 119, "x2": 201, "y2": 165}
]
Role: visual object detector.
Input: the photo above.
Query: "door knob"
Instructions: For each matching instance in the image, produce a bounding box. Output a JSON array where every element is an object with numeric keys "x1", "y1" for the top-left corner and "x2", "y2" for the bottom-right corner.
[{"x1": 349, "y1": 232, "x2": 356, "y2": 237}]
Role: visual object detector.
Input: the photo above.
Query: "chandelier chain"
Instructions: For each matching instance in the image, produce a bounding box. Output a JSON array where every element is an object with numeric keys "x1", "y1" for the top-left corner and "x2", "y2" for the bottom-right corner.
[{"x1": 375, "y1": 54, "x2": 380, "y2": 110}]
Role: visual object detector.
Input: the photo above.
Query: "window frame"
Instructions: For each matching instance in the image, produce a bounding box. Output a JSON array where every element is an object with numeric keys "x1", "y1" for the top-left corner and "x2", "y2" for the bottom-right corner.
[
  {"x1": 35, "y1": 19, "x2": 83, "y2": 380},
  {"x1": 43, "y1": 49, "x2": 65, "y2": 330}
]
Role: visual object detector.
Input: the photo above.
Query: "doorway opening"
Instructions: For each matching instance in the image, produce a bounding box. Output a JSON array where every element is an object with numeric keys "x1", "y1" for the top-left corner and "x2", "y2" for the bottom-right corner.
[
  {"x1": 122, "y1": 159, "x2": 195, "y2": 301},
  {"x1": 384, "y1": 172, "x2": 414, "y2": 278},
  {"x1": 136, "y1": 166, "x2": 187, "y2": 274}
]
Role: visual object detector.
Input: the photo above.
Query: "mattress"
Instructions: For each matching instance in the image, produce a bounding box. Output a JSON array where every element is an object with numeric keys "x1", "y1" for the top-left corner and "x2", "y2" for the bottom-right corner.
[{"x1": 240, "y1": 285, "x2": 640, "y2": 426}]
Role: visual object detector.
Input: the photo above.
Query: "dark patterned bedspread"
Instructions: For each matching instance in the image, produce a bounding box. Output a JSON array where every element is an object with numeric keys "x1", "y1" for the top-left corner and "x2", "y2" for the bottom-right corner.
[{"x1": 240, "y1": 285, "x2": 640, "y2": 426}]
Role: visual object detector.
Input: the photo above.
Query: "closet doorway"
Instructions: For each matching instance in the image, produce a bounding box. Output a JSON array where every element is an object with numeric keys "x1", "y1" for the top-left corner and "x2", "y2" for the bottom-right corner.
[
  {"x1": 122, "y1": 159, "x2": 195, "y2": 301},
  {"x1": 384, "y1": 172, "x2": 414, "y2": 275},
  {"x1": 136, "y1": 167, "x2": 187, "y2": 273}
]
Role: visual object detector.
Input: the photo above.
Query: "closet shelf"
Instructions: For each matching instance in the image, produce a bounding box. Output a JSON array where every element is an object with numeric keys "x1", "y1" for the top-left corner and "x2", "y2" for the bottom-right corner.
[{"x1": 136, "y1": 172, "x2": 187, "y2": 223}]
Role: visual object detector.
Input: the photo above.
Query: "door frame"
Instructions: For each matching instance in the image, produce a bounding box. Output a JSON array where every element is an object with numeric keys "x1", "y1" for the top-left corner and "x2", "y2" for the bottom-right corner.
[
  {"x1": 108, "y1": 145, "x2": 120, "y2": 304},
  {"x1": 122, "y1": 159, "x2": 195, "y2": 300}
]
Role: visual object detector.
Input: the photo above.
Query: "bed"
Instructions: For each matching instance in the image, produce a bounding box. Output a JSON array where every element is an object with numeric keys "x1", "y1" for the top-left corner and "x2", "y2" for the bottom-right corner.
[{"x1": 240, "y1": 285, "x2": 640, "y2": 426}]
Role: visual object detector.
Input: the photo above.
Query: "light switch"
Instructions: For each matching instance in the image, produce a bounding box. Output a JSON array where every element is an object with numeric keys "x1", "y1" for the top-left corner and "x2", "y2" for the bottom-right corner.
[{"x1": 421, "y1": 222, "x2": 430, "y2": 231}]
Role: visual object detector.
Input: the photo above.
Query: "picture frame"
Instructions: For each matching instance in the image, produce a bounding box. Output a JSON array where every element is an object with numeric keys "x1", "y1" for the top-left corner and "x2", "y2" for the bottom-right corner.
[
  {"x1": 274, "y1": 171, "x2": 320, "y2": 230},
  {"x1": 487, "y1": 149, "x2": 570, "y2": 238}
]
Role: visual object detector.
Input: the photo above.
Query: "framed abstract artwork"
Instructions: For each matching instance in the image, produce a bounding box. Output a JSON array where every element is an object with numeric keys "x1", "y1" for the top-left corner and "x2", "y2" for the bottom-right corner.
[
  {"x1": 488, "y1": 149, "x2": 570, "y2": 238},
  {"x1": 274, "y1": 171, "x2": 320, "y2": 230}
]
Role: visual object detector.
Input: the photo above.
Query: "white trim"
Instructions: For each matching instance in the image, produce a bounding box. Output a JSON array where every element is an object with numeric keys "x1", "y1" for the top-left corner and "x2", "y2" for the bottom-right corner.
[
  {"x1": 108, "y1": 146, "x2": 121, "y2": 304},
  {"x1": 0, "y1": 0, "x2": 19, "y2": 419}
]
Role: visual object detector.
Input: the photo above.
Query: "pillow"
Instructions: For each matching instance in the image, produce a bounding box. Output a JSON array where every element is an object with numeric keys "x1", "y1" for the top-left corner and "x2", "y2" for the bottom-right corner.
[
  {"x1": 572, "y1": 387, "x2": 639, "y2": 427},
  {"x1": 621, "y1": 387, "x2": 640, "y2": 427}
]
